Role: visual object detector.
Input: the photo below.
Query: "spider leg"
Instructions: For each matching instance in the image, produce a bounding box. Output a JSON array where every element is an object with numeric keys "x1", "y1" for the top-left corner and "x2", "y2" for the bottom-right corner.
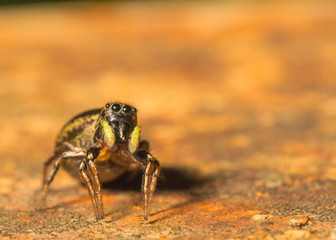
[
  {"x1": 37, "y1": 150, "x2": 86, "y2": 210},
  {"x1": 149, "y1": 161, "x2": 160, "y2": 203},
  {"x1": 79, "y1": 161, "x2": 103, "y2": 220},
  {"x1": 79, "y1": 148, "x2": 104, "y2": 220},
  {"x1": 133, "y1": 150, "x2": 160, "y2": 221},
  {"x1": 42, "y1": 154, "x2": 59, "y2": 189},
  {"x1": 42, "y1": 142, "x2": 86, "y2": 188}
]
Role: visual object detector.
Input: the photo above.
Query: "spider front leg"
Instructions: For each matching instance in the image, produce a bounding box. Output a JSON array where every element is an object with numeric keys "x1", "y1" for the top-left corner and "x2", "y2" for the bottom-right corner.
[
  {"x1": 79, "y1": 146, "x2": 104, "y2": 220},
  {"x1": 129, "y1": 126, "x2": 160, "y2": 220},
  {"x1": 79, "y1": 119, "x2": 117, "y2": 220},
  {"x1": 133, "y1": 150, "x2": 160, "y2": 221}
]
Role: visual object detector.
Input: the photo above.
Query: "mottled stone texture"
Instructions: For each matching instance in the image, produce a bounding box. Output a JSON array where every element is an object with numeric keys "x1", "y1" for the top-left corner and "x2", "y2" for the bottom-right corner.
[{"x1": 0, "y1": 1, "x2": 336, "y2": 239}]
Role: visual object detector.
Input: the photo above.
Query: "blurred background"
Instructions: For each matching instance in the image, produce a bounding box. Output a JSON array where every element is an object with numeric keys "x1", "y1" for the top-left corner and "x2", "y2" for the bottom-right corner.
[{"x1": 0, "y1": 0, "x2": 336, "y2": 238}]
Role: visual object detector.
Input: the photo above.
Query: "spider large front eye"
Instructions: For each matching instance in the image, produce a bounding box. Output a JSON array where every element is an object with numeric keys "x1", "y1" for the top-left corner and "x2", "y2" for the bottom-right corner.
[
  {"x1": 122, "y1": 105, "x2": 132, "y2": 113},
  {"x1": 112, "y1": 103, "x2": 121, "y2": 112}
]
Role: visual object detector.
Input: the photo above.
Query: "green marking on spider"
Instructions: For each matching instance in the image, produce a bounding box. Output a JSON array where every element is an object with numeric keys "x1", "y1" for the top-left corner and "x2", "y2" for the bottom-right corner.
[
  {"x1": 100, "y1": 119, "x2": 115, "y2": 149},
  {"x1": 129, "y1": 125, "x2": 141, "y2": 153}
]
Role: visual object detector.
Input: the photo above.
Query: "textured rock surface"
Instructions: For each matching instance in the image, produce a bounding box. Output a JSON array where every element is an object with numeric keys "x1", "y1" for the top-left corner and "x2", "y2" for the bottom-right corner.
[{"x1": 0, "y1": 1, "x2": 336, "y2": 239}]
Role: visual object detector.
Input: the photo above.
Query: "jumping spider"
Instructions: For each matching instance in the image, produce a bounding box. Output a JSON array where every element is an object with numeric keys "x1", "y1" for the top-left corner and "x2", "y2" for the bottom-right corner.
[{"x1": 37, "y1": 102, "x2": 160, "y2": 221}]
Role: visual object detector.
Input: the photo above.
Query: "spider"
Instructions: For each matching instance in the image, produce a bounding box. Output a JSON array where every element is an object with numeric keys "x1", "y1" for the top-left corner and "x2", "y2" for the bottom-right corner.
[{"x1": 37, "y1": 102, "x2": 160, "y2": 221}]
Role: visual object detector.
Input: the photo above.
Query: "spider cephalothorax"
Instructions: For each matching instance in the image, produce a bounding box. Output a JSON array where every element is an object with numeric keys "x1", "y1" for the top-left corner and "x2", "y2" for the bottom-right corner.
[{"x1": 99, "y1": 102, "x2": 137, "y2": 143}]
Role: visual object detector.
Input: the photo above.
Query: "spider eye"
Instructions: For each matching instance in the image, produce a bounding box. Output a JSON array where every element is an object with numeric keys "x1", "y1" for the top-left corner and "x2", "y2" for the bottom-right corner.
[
  {"x1": 112, "y1": 103, "x2": 121, "y2": 112},
  {"x1": 105, "y1": 103, "x2": 111, "y2": 108},
  {"x1": 122, "y1": 105, "x2": 132, "y2": 113}
]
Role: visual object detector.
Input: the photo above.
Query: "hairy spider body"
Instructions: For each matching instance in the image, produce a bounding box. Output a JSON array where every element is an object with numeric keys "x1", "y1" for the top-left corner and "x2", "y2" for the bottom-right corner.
[{"x1": 37, "y1": 102, "x2": 160, "y2": 221}]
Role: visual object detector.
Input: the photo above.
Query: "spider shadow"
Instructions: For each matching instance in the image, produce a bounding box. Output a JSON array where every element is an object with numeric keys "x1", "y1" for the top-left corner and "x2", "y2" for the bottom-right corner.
[
  {"x1": 102, "y1": 166, "x2": 216, "y2": 221},
  {"x1": 101, "y1": 166, "x2": 213, "y2": 192}
]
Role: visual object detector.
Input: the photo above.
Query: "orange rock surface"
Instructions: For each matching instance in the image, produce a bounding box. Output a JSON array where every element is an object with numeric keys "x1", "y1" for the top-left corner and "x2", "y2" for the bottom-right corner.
[{"x1": 0, "y1": 1, "x2": 336, "y2": 239}]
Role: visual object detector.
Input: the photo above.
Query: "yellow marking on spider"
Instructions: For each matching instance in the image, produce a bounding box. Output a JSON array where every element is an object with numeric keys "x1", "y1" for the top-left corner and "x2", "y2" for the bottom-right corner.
[
  {"x1": 100, "y1": 119, "x2": 115, "y2": 149},
  {"x1": 129, "y1": 125, "x2": 141, "y2": 153}
]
